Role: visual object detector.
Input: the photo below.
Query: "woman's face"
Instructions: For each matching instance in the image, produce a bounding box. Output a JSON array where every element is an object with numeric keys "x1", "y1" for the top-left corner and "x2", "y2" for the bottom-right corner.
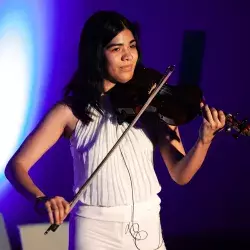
[{"x1": 104, "y1": 29, "x2": 138, "y2": 84}]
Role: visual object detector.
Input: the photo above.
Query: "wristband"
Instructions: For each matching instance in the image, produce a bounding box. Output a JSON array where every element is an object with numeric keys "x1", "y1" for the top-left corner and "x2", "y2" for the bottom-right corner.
[{"x1": 35, "y1": 196, "x2": 50, "y2": 214}]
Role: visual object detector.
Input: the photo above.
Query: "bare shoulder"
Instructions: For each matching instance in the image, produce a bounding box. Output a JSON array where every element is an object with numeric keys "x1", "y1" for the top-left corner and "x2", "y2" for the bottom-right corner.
[
  {"x1": 57, "y1": 102, "x2": 79, "y2": 138},
  {"x1": 47, "y1": 101, "x2": 75, "y2": 121},
  {"x1": 49, "y1": 102, "x2": 73, "y2": 119}
]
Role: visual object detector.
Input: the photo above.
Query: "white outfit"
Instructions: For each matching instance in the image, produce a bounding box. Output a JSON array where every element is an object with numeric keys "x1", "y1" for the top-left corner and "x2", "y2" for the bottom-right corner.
[{"x1": 68, "y1": 98, "x2": 166, "y2": 250}]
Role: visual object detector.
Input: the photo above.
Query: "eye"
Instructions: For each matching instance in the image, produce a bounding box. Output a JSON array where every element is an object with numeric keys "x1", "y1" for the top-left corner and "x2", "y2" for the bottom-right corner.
[
  {"x1": 130, "y1": 43, "x2": 137, "y2": 48},
  {"x1": 112, "y1": 47, "x2": 120, "y2": 52}
]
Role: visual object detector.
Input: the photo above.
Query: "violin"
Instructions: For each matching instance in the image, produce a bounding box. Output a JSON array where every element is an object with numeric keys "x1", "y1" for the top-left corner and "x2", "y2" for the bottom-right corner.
[{"x1": 109, "y1": 65, "x2": 250, "y2": 139}]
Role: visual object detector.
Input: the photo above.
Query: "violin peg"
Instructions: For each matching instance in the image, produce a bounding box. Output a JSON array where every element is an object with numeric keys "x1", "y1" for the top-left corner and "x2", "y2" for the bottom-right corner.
[{"x1": 230, "y1": 112, "x2": 238, "y2": 120}]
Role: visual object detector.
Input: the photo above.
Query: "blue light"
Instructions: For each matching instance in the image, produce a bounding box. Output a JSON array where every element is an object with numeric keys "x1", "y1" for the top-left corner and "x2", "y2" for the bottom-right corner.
[
  {"x1": 0, "y1": 1, "x2": 53, "y2": 189},
  {"x1": 0, "y1": 11, "x2": 33, "y2": 174}
]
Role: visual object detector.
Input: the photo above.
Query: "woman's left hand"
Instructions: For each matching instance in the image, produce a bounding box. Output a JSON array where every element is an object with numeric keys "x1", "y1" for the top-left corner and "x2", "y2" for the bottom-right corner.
[{"x1": 199, "y1": 103, "x2": 226, "y2": 144}]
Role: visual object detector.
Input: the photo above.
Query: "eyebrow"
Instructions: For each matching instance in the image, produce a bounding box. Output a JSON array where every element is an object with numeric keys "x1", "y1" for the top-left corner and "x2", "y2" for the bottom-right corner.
[{"x1": 106, "y1": 39, "x2": 136, "y2": 49}]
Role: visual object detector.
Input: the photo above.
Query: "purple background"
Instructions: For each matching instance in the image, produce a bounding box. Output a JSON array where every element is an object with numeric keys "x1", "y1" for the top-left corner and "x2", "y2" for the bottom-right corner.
[{"x1": 1, "y1": 1, "x2": 250, "y2": 249}]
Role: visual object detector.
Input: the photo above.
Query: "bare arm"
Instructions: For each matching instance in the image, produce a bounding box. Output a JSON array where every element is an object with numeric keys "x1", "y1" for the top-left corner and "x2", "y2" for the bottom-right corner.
[
  {"x1": 158, "y1": 126, "x2": 211, "y2": 185},
  {"x1": 157, "y1": 104, "x2": 226, "y2": 185},
  {"x1": 5, "y1": 103, "x2": 72, "y2": 201},
  {"x1": 5, "y1": 103, "x2": 74, "y2": 224}
]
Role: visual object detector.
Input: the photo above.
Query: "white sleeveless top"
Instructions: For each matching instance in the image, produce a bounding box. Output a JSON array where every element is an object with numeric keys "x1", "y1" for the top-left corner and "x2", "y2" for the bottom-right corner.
[{"x1": 69, "y1": 97, "x2": 162, "y2": 207}]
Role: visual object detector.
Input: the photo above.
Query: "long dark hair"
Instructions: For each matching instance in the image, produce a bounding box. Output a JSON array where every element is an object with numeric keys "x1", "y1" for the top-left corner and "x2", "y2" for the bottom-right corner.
[{"x1": 63, "y1": 10, "x2": 142, "y2": 124}]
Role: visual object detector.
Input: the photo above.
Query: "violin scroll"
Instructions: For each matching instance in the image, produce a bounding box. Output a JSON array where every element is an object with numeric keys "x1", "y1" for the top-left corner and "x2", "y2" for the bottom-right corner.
[{"x1": 224, "y1": 112, "x2": 250, "y2": 138}]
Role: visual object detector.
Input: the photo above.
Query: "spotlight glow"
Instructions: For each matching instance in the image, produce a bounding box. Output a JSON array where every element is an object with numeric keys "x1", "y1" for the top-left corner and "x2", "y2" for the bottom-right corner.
[
  {"x1": 0, "y1": 1, "x2": 53, "y2": 197},
  {"x1": 0, "y1": 11, "x2": 33, "y2": 177}
]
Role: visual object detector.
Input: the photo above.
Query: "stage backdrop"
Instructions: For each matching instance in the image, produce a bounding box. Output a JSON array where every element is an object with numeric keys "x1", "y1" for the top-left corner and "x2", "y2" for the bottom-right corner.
[{"x1": 0, "y1": 0, "x2": 250, "y2": 249}]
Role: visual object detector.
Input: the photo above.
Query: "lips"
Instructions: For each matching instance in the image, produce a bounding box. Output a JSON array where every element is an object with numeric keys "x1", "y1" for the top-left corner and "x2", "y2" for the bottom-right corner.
[{"x1": 120, "y1": 65, "x2": 133, "y2": 71}]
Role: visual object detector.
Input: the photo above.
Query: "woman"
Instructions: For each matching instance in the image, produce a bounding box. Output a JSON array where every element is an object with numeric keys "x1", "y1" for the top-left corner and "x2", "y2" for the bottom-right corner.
[{"x1": 5, "y1": 10, "x2": 226, "y2": 250}]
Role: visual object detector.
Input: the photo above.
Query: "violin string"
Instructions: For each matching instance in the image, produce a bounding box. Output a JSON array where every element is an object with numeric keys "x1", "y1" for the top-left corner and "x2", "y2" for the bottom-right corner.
[
  {"x1": 158, "y1": 86, "x2": 173, "y2": 95},
  {"x1": 159, "y1": 90, "x2": 172, "y2": 95}
]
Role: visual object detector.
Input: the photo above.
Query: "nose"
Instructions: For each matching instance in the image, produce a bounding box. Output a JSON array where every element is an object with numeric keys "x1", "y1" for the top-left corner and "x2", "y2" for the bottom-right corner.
[{"x1": 122, "y1": 47, "x2": 133, "y2": 61}]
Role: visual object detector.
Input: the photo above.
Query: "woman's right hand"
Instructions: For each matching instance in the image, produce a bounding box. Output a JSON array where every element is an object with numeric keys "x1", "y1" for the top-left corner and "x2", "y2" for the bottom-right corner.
[{"x1": 39, "y1": 196, "x2": 71, "y2": 225}]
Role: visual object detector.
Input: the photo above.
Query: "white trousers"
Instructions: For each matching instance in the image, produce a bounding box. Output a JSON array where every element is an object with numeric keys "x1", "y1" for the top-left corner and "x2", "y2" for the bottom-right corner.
[
  {"x1": 68, "y1": 213, "x2": 166, "y2": 250},
  {"x1": 68, "y1": 196, "x2": 167, "y2": 250}
]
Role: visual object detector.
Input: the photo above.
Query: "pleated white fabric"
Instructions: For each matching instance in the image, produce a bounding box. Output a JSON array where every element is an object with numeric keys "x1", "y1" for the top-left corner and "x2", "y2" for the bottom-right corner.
[{"x1": 69, "y1": 97, "x2": 162, "y2": 208}]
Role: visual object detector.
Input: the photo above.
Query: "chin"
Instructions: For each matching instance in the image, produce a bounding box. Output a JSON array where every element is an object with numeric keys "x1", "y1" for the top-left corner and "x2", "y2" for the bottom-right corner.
[
  {"x1": 117, "y1": 73, "x2": 134, "y2": 83},
  {"x1": 118, "y1": 79, "x2": 132, "y2": 84}
]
